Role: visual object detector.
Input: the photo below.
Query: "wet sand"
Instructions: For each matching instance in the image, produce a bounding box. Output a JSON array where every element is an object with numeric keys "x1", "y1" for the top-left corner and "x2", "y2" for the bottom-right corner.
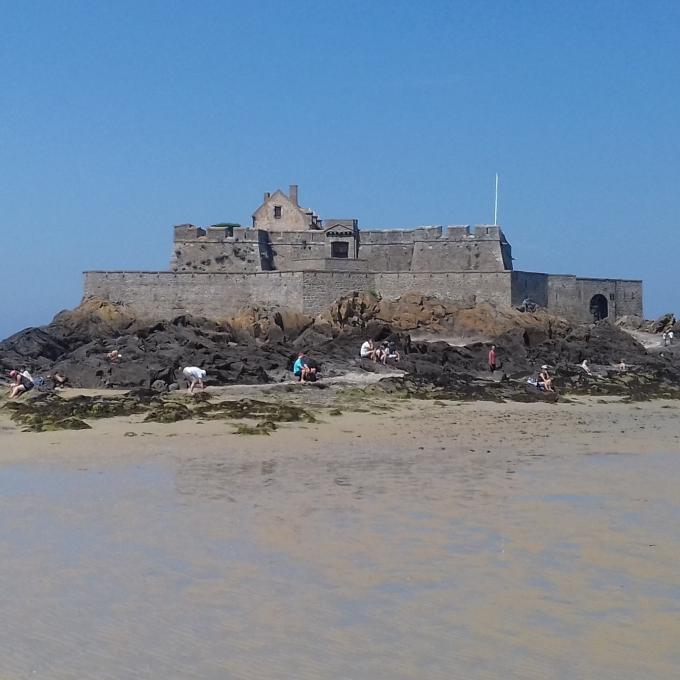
[{"x1": 0, "y1": 398, "x2": 679, "y2": 679}]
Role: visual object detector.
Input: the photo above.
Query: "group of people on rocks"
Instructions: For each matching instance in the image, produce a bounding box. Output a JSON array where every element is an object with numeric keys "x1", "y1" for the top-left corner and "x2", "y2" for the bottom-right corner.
[
  {"x1": 360, "y1": 338, "x2": 401, "y2": 364},
  {"x1": 4, "y1": 330, "x2": 638, "y2": 398},
  {"x1": 5, "y1": 369, "x2": 68, "y2": 399},
  {"x1": 7, "y1": 369, "x2": 35, "y2": 399},
  {"x1": 290, "y1": 337, "x2": 402, "y2": 385}
]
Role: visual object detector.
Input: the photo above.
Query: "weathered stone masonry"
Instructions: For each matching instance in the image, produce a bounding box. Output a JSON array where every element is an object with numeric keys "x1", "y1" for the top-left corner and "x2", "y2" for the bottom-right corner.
[{"x1": 83, "y1": 185, "x2": 643, "y2": 323}]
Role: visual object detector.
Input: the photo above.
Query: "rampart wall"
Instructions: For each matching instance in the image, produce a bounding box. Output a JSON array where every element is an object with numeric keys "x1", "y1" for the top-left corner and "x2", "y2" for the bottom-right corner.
[
  {"x1": 83, "y1": 270, "x2": 515, "y2": 318},
  {"x1": 360, "y1": 226, "x2": 512, "y2": 272},
  {"x1": 375, "y1": 272, "x2": 512, "y2": 309},
  {"x1": 171, "y1": 224, "x2": 513, "y2": 275},
  {"x1": 511, "y1": 272, "x2": 642, "y2": 322},
  {"x1": 83, "y1": 271, "x2": 305, "y2": 319},
  {"x1": 84, "y1": 269, "x2": 641, "y2": 322}
]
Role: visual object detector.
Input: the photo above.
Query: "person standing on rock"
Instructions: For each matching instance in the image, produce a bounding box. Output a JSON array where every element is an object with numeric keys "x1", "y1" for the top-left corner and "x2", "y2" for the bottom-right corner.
[
  {"x1": 182, "y1": 366, "x2": 207, "y2": 393},
  {"x1": 487, "y1": 345, "x2": 497, "y2": 373}
]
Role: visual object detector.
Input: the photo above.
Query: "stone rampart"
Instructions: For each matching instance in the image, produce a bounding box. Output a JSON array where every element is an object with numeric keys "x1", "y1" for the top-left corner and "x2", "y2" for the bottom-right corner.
[
  {"x1": 375, "y1": 272, "x2": 512, "y2": 308},
  {"x1": 358, "y1": 225, "x2": 512, "y2": 273},
  {"x1": 171, "y1": 223, "x2": 512, "y2": 275},
  {"x1": 301, "y1": 272, "x2": 376, "y2": 315},
  {"x1": 84, "y1": 270, "x2": 519, "y2": 319},
  {"x1": 83, "y1": 271, "x2": 305, "y2": 319},
  {"x1": 511, "y1": 271, "x2": 642, "y2": 322},
  {"x1": 84, "y1": 268, "x2": 642, "y2": 323}
]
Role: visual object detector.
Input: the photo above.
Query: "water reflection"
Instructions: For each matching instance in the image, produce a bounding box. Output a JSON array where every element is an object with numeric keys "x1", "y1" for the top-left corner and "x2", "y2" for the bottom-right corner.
[
  {"x1": 173, "y1": 447, "x2": 549, "y2": 507},
  {"x1": 0, "y1": 450, "x2": 676, "y2": 678}
]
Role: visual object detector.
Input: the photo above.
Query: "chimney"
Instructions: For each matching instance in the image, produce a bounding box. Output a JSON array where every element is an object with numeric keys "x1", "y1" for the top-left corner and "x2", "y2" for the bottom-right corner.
[
  {"x1": 289, "y1": 184, "x2": 299, "y2": 206},
  {"x1": 264, "y1": 191, "x2": 271, "y2": 202}
]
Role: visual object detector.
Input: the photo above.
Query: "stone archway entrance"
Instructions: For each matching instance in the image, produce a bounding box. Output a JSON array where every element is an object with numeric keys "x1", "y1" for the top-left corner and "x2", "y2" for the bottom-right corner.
[{"x1": 589, "y1": 294, "x2": 608, "y2": 321}]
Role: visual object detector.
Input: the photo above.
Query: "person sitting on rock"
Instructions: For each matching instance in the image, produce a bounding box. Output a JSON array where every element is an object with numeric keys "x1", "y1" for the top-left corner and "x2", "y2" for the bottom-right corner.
[
  {"x1": 293, "y1": 352, "x2": 316, "y2": 383},
  {"x1": 580, "y1": 359, "x2": 593, "y2": 376},
  {"x1": 520, "y1": 298, "x2": 537, "y2": 313},
  {"x1": 182, "y1": 366, "x2": 207, "y2": 393},
  {"x1": 50, "y1": 372, "x2": 68, "y2": 389},
  {"x1": 617, "y1": 359, "x2": 627, "y2": 372},
  {"x1": 106, "y1": 349, "x2": 122, "y2": 362},
  {"x1": 360, "y1": 339, "x2": 381, "y2": 362},
  {"x1": 8, "y1": 369, "x2": 34, "y2": 399},
  {"x1": 538, "y1": 365, "x2": 554, "y2": 392},
  {"x1": 381, "y1": 340, "x2": 401, "y2": 364}
]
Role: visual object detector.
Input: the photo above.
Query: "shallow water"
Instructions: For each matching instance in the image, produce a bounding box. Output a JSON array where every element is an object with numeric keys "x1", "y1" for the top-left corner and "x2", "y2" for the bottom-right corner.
[{"x1": 0, "y1": 445, "x2": 678, "y2": 679}]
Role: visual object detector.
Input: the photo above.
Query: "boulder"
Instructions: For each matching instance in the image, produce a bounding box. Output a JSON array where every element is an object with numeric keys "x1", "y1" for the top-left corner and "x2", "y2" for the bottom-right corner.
[
  {"x1": 224, "y1": 306, "x2": 313, "y2": 343},
  {"x1": 615, "y1": 315, "x2": 644, "y2": 330},
  {"x1": 648, "y1": 313, "x2": 676, "y2": 333}
]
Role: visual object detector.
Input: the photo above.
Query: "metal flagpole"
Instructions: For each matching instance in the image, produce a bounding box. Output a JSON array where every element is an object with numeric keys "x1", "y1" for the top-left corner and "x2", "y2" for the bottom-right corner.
[{"x1": 494, "y1": 173, "x2": 499, "y2": 225}]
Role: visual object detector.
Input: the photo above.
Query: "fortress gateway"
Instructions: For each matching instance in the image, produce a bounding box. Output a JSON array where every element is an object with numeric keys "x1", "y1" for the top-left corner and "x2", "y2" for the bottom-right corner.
[{"x1": 84, "y1": 185, "x2": 642, "y2": 323}]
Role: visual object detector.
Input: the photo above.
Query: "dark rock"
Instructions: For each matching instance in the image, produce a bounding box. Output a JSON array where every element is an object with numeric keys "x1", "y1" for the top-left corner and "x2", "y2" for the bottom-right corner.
[{"x1": 2, "y1": 295, "x2": 679, "y2": 402}]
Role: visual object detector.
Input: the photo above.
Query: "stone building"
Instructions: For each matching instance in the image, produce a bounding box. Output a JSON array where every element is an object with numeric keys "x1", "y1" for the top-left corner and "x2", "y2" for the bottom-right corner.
[{"x1": 85, "y1": 185, "x2": 643, "y2": 323}]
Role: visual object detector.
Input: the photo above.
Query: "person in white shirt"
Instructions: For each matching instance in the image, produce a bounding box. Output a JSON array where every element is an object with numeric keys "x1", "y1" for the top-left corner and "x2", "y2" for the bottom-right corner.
[
  {"x1": 360, "y1": 339, "x2": 380, "y2": 362},
  {"x1": 182, "y1": 366, "x2": 207, "y2": 393},
  {"x1": 8, "y1": 369, "x2": 34, "y2": 399}
]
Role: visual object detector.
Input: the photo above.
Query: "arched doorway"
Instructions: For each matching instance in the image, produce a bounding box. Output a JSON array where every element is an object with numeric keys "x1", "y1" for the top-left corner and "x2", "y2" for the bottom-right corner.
[{"x1": 589, "y1": 294, "x2": 608, "y2": 321}]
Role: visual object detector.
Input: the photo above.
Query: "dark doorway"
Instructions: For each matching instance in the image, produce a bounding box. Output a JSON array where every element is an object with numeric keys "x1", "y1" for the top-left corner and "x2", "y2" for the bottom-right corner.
[
  {"x1": 331, "y1": 241, "x2": 349, "y2": 258},
  {"x1": 589, "y1": 294, "x2": 608, "y2": 321}
]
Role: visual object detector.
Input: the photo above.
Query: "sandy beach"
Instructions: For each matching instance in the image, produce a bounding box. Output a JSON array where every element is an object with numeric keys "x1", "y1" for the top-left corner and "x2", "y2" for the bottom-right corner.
[{"x1": 0, "y1": 395, "x2": 679, "y2": 679}]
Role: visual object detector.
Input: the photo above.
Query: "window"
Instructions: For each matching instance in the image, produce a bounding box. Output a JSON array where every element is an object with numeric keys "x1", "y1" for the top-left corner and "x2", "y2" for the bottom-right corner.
[
  {"x1": 609, "y1": 293, "x2": 615, "y2": 301},
  {"x1": 331, "y1": 241, "x2": 349, "y2": 258},
  {"x1": 274, "y1": 205, "x2": 282, "y2": 219}
]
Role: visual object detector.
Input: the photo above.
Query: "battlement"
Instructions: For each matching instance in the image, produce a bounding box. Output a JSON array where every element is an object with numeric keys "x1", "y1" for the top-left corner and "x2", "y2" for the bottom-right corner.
[
  {"x1": 172, "y1": 217, "x2": 512, "y2": 274},
  {"x1": 360, "y1": 224, "x2": 507, "y2": 242}
]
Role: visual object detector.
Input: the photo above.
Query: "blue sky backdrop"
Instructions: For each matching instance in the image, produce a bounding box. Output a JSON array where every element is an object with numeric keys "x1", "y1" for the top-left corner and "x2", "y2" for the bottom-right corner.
[{"x1": 1, "y1": 0, "x2": 678, "y2": 339}]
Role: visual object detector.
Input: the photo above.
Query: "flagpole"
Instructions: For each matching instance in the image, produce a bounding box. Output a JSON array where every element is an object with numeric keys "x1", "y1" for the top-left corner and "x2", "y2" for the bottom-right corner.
[{"x1": 494, "y1": 173, "x2": 499, "y2": 225}]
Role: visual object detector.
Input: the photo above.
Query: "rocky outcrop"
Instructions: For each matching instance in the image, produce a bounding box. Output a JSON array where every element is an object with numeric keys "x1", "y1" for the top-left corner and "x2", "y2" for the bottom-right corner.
[
  {"x1": 318, "y1": 291, "x2": 570, "y2": 340},
  {"x1": 618, "y1": 312, "x2": 677, "y2": 334},
  {"x1": 222, "y1": 306, "x2": 313, "y2": 344},
  {"x1": 1, "y1": 294, "x2": 678, "y2": 398}
]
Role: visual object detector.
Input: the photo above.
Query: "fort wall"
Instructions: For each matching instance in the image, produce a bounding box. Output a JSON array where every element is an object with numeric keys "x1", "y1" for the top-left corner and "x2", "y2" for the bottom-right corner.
[
  {"x1": 84, "y1": 269, "x2": 642, "y2": 322},
  {"x1": 301, "y1": 272, "x2": 376, "y2": 315},
  {"x1": 83, "y1": 270, "x2": 517, "y2": 319},
  {"x1": 360, "y1": 226, "x2": 511, "y2": 273},
  {"x1": 83, "y1": 271, "x2": 305, "y2": 319},
  {"x1": 511, "y1": 271, "x2": 642, "y2": 322},
  {"x1": 171, "y1": 224, "x2": 513, "y2": 275},
  {"x1": 375, "y1": 272, "x2": 512, "y2": 308}
]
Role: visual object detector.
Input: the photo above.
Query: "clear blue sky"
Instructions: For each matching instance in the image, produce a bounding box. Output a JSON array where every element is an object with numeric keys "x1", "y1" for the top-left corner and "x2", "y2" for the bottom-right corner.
[{"x1": 1, "y1": 0, "x2": 678, "y2": 339}]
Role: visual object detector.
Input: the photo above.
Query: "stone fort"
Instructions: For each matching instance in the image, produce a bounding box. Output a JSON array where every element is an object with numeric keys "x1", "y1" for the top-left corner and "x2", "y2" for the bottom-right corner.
[{"x1": 84, "y1": 185, "x2": 642, "y2": 323}]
